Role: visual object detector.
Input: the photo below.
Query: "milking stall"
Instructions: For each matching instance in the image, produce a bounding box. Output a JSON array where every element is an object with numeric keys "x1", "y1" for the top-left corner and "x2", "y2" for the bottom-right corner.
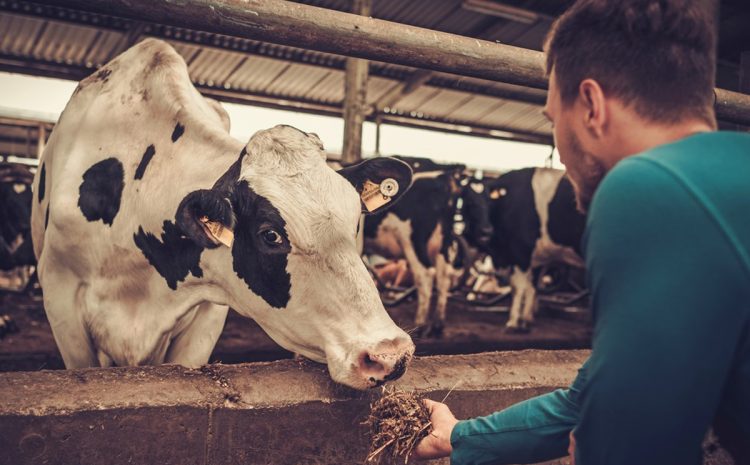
[{"x1": 1, "y1": 1, "x2": 749, "y2": 464}]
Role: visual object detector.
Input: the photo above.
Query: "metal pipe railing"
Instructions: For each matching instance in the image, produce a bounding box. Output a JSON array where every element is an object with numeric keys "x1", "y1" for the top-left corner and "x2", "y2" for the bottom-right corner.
[{"x1": 33, "y1": 0, "x2": 750, "y2": 126}]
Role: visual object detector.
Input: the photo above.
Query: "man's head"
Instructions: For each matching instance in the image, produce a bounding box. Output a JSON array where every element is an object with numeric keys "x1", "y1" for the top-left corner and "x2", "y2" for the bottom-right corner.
[{"x1": 543, "y1": 0, "x2": 718, "y2": 212}]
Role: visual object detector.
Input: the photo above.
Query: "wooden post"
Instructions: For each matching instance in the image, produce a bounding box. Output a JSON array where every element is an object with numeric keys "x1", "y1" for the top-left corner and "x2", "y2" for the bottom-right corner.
[
  {"x1": 374, "y1": 114, "x2": 382, "y2": 156},
  {"x1": 37, "y1": 124, "x2": 46, "y2": 159},
  {"x1": 342, "y1": 0, "x2": 371, "y2": 164}
]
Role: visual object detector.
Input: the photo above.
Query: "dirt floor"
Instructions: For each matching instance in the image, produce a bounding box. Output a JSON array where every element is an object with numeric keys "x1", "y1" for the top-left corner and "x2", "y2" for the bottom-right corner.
[{"x1": 0, "y1": 290, "x2": 592, "y2": 372}]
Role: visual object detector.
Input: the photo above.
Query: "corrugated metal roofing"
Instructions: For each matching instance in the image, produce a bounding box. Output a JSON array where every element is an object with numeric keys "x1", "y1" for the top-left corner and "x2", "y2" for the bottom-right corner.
[
  {"x1": 0, "y1": 0, "x2": 563, "y2": 144},
  {"x1": 0, "y1": 0, "x2": 747, "y2": 146}
]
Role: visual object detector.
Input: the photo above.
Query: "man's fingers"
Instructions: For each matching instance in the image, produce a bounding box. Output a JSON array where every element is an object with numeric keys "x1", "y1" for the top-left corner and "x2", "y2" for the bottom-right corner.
[{"x1": 423, "y1": 398, "x2": 437, "y2": 412}]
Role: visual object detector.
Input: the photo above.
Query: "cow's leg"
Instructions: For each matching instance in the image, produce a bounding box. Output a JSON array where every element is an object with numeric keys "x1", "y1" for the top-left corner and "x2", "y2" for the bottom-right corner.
[
  {"x1": 413, "y1": 266, "x2": 436, "y2": 336},
  {"x1": 519, "y1": 280, "x2": 538, "y2": 330},
  {"x1": 165, "y1": 302, "x2": 229, "y2": 368},
  {"x1": 433, "y1": 253, "x2": 453, "y2": 337},
  {"x1": 41, "y1": 270, "x2": 98, "y2": 368},
  {"x1": 389, "y1": 226, "x2": 436, "y2": 336},
  {"x1": 506, "y1": 266, "x2": 533, "y2": 333}
]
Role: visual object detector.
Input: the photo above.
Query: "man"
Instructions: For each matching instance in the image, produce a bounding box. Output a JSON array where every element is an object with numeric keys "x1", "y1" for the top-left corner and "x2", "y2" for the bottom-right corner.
[{"x1": 413, "y1": 0, "x2": 750, "y2": 464}]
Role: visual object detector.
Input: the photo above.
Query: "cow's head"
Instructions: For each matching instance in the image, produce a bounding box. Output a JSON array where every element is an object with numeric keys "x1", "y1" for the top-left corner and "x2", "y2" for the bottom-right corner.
[
  {"x1": 176, "y1": 125, "x2": 414, "y2": 389},
  {"x1": 460, "y1": 177, "x2": 494, "y2": 248}
]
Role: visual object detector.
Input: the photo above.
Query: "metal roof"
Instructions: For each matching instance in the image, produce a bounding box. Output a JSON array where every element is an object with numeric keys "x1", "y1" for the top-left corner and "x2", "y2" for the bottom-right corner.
[{"x1": 0, "y1": 0, "x2": 748, "y2": 149}]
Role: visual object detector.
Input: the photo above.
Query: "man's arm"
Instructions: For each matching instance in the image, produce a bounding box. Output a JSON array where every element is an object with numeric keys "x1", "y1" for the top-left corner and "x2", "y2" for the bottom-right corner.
[
  {"x1": 574, "y1": 158, "x2": 747, "y2": 465},
  {"x1": 414, "y1": 362, "x2": 588, "y2": 464}
]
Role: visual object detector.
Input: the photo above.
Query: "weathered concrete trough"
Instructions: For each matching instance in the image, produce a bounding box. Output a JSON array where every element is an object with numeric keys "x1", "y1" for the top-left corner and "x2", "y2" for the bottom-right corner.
[{"x1": 0, "y1": 350, "x2": 588, "y2": 465}]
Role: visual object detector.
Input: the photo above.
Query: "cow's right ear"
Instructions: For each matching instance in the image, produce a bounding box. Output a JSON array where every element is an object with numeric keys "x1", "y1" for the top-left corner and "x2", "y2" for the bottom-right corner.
[
  {"x1": 176, "y1": 189, "x2": 235, "y2": 249},
  {"x1": 337, "y1": 157, "x2": 413, "y2": 214}
]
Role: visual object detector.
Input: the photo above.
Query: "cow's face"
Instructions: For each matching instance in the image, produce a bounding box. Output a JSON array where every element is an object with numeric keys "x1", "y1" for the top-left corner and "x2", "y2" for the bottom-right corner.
[
  {"x1": 460, "y1": 178, "x2": 494, "y2": 248},
  {"x1": 177, "y1": 125, "x2": 414, "y2": 390}
]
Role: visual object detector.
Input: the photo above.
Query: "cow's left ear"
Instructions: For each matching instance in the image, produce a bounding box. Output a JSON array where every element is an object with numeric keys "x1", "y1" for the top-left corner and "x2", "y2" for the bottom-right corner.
[
  {"x1": 337, "y1": 157, "x2": 413, "y2": 214},
  {"x1": 176, "y1": 189, "x2": 235, "y2": 248}
]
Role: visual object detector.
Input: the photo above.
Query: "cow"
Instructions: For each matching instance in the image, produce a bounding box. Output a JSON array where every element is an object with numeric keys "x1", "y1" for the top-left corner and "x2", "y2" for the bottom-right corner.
[
  {"x1": 363, "y1": 156, "x2": 493, "y2": 337},
  {"x1": 30, "y1": 38, "x2": 415, "y2": 390},
  {"x1": 465, "y1": 167, "x2": 586, "y2": 332},
  {"x1": 0, "y1": 163, "x2": 37, "y2": 290}
]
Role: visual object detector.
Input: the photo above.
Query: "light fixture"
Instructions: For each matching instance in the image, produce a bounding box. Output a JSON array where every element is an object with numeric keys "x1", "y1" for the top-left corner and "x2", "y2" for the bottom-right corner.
[{"x1": 462, "y1": 0, "x2": 546, "y2": 24}]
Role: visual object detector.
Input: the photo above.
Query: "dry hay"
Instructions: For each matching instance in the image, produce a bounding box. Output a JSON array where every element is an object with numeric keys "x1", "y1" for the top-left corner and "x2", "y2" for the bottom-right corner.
[{"x1": 363, "y1": 388, "x2": 432, "y2": 464}]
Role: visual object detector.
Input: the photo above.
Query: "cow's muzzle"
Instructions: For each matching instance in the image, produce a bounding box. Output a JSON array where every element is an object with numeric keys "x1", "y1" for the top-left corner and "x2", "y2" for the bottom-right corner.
[{"x1": 357, "y1": 338, "x2": 414, "y2": 387}]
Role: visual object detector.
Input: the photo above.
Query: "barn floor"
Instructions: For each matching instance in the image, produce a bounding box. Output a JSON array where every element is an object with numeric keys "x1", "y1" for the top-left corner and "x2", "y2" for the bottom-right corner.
[{"x1": 0, "y1": 290, "x2": 592, "y2": 372}]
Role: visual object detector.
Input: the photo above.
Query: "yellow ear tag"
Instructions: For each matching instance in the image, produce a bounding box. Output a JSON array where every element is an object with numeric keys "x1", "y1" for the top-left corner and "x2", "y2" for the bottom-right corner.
[
  {"x1": 199, "y1": 216, "x2": 234, "y2": 247},
  {"x1": 361, "y1": 179, "x2": 392, "y2": 212}
]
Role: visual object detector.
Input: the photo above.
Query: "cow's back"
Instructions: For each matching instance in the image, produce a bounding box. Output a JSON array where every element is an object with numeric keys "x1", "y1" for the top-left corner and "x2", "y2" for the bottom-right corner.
[{"x1": 31, "y1": 39, "x2": 240, "y2": 278}]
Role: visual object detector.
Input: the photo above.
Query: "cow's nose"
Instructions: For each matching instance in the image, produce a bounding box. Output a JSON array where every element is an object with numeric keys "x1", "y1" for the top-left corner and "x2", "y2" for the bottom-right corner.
[{"x1": 357, "y1": 338, "x2": 414, "y2": 386}]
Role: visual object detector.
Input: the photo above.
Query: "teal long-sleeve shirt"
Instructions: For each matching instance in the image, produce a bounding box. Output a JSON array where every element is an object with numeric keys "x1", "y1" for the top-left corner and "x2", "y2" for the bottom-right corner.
[{"x1": 450, "y1": 131, "x2": 750, "y2": 465}]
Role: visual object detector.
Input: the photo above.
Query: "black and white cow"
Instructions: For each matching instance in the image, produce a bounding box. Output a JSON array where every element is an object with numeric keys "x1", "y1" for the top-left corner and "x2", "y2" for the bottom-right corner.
[
  {"x1": 363, "y1": 156, "x2": 493, "y2": 337},
  {"x1": 31, "y1": 39, "x2": 415, "y2": 390},
  {"x1": 0, "y1": 163, "x2": 36, "y2": 275},
  {"x1": 466, "y1": 167, "x2": 586, "y2": 331}
]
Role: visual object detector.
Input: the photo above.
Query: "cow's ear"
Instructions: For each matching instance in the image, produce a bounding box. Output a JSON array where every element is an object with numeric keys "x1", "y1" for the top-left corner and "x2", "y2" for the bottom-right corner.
[
  {"x1": 176, "y1": 189, "x2": 235, "y2": 248},
  {"x1": 337, "y1": 157, "x2": 413, "y2": 214}
]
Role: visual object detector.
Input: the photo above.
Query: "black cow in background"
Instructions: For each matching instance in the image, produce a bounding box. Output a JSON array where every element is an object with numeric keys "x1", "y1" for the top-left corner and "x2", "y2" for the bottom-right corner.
[
  {"x1": 363, "y1": 156, "x2": 493, "y2": 337},
  {"x1": 465, "y1": 167, "x2": 586, "y2": 332},
  {"x1": 0, "y1": 163, "x2": 37, "y2": 291}
]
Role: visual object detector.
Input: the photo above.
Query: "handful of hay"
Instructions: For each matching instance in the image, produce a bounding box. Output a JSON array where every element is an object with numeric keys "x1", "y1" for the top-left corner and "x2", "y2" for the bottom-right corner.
[{"x1": 364, "y1": 389, "x2": 432, "y2": 464}]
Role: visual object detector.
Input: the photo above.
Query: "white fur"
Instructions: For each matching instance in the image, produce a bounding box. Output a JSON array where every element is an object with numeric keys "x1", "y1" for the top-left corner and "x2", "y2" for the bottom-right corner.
[{"x1": 31, "y1": 39, "x2": 411, "y2": 390}]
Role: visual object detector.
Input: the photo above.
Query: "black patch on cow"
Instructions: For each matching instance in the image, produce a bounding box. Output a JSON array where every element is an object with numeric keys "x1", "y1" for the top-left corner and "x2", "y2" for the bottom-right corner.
[
  {"x1": 231, "y1": 180, "x2": 291, "y2": 308},
  {"x1": 133, "y1": 221, "x2": 204, "y2": 290},
  {"x1": 171, "y1": 123, "x2": 185, "y2": 142},
  {"x1": 547, "y1": 176, "x2": 587, "y2": 255},
  {"x1": 212, "y1": 147, "x2": 245, "y2": 193},
  {"x1": 94, "y1": 67, "x2": 111, "y2": 83},
  {"x1": 134, "y1": 144, "x2": 156, "y2": 180},
  {"x1": 44, "y1": 205, "x2": 50, "y2": 230},
  {"x1": 484, "y1": 168, "x2": 539, "y2": 271},
  {"x1": 78, "y1": 158, "x2": 124, "y2": 226},
  {"x1": 38, "y1": 163, "x2": 46, "y2": 203}
]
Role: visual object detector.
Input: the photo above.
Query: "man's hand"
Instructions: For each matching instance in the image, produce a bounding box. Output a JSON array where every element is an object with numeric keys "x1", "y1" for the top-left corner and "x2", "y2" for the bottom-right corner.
[
  {"x1": 412, "y1": 399, "x2": 460, "y2": 461},
  {"x1": 568, "y1": 430, "x2": 576, "y2": 465}
]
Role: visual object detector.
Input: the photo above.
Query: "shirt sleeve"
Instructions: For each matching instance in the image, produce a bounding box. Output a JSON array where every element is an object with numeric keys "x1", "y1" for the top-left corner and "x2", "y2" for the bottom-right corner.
[
  {"x1": 574, "y1": 158, "x2": 747, "y2": 465},
  {"x1": 449, "y1": 360, "x2": 588, "y2": 465}
]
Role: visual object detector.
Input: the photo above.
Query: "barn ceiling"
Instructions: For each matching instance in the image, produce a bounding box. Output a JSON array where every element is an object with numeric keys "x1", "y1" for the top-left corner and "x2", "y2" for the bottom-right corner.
[{"x1": 0, "y1": 0, "x2": 748, "y2": 153}]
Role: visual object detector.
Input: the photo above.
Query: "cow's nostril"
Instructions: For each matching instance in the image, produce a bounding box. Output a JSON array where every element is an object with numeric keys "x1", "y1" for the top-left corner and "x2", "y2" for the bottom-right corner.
[
  {"x1": 358, "y1": 352, "x2": 387, "y2": 378},
  {"x1": 364, "y1": 353, "x2": 378, "y2": 368}
]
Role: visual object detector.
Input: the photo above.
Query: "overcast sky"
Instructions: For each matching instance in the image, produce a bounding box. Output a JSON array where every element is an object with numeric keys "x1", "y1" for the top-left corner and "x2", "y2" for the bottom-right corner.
[{"x1": 0, "y1": 72, "x2": 561, "y2": 171}]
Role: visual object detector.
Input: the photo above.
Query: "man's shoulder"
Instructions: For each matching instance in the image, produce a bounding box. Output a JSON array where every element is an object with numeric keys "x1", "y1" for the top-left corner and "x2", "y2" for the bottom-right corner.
[{"x1": 593, "y1": 131, "x2": 750, "y2": 212}]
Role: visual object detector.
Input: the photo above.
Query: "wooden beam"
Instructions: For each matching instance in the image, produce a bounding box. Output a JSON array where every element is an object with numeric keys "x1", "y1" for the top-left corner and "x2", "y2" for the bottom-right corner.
[
  {"x1": 341, "y1": 0, "x2": 371, "y2": 164},
  {"x1": 740, "y1": 51, "x2": 750, "y2": 95},
  {"x1": 30, "y1": 0, "x2": 750, "y2": 126}
]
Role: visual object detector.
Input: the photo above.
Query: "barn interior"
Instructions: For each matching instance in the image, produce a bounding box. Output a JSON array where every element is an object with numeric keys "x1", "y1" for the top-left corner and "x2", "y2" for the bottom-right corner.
[
  {"x1": 0, "y1": 2, "x2": 748, "y2": 464},
  {"x1": 1, "y1": 0, "x2": 749, "y2": 366}
]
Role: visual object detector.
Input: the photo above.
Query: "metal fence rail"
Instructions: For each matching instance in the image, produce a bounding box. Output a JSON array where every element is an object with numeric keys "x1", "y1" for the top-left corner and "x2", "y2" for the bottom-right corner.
[{"x1": 33, "y1": 0, "x2": 750, "y2": 126}]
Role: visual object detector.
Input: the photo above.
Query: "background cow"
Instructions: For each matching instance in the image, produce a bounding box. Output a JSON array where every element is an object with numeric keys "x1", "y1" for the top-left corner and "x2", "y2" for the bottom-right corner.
[
  {"x1": 465, "y1": 167, "x2": 586, "y2": 331},
  {"x1": 0, "y1": 162, "x2": 36, "y2": 291},
  {"x1": 31, "y1": 38, "x2": 415, "y2": 390},
  {"x1": 363, "y1": 156, "x2": 493, "y2": 337}
]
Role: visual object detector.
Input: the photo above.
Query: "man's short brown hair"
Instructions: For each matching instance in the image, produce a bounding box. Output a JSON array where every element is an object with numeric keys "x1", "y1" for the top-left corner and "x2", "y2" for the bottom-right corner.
[{"x1": 545, "y1": 0, "x2": 717, "y2": 126}]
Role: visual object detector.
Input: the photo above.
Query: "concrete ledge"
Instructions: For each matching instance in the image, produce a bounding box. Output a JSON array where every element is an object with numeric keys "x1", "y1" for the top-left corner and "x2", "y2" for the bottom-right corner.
[{"x1": 0, "y1": 350, "x2": 588, "y2": 465}]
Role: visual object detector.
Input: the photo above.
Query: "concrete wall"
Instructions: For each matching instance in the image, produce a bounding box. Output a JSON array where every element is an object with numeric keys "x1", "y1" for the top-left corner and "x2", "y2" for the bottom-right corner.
[{"x1": 0, "y1": 349, "x2": 733, "y2": 465}]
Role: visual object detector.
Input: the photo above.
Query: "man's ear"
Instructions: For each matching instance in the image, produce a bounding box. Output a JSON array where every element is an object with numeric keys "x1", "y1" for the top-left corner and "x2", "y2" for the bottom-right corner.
[
  {"x1": 579, "y1": 78, "x2": 607, "y2": 138},
  {"x1": 337, "y1": 157, "x2": 413, "y2": 214},
  {"x1": 175, "y1": 189, "x2": 235, "y2": 248}
]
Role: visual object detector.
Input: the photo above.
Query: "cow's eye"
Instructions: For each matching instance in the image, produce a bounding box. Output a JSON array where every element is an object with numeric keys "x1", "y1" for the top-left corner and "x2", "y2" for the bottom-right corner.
[{"x1": 261, "y1": 229, "x2": 283, "y2": 246}]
